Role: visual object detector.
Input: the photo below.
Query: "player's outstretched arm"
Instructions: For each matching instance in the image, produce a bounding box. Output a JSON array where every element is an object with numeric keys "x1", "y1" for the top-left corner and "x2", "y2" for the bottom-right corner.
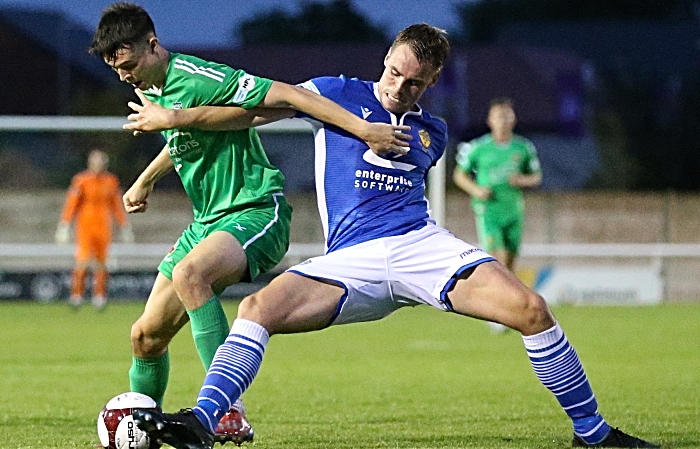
[
  {"x1": 509, "y1": 172, "x2": 542, "y2": 189},
  {"x1": 262, "y1": 81, "x2": 412, "y2": 156},
  {"x1": 453, "y1": 167, "x2": 492, "y2": 200},
  {"x1": 123, "y1": 145, "x2": 173, "y2": 213},
  {"x1": 123, "y1": 89, "x2": 295, "y2": 134},
  {"x1": 166, "y1": 106, "x2": 296, "y2": 131}
]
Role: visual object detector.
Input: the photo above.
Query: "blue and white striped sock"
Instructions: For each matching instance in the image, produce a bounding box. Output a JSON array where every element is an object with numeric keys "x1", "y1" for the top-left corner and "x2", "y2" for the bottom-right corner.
[
  {"x1": 523, "y1": 323, "x2": 611, "y2": 445},
  {"x1": 192, "y1": 319, "x2": 269, "y2": 433}
]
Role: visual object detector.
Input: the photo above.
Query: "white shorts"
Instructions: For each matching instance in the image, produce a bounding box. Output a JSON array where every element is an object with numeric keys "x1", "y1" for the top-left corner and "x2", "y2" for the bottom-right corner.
[{"x1": 288, "y1": 224, "x2": 495, "y2": 326}]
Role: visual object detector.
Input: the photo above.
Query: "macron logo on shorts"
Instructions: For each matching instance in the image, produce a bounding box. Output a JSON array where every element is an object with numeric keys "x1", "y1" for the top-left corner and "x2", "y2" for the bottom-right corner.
[{"x1": 459, "y1": 248, "x2": 483, "y2": 259}]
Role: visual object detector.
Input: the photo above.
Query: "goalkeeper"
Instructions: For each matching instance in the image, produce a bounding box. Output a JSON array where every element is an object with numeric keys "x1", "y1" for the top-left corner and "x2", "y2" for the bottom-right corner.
[{"x1": 56, "y1": 149, "x2": 133, "y2": 310}]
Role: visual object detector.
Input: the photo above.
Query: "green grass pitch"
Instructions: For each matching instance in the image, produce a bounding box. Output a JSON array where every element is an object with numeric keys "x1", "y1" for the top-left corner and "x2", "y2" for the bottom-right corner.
[{"x1": 0, "y1": 301, "x2": 698, "y2": 448}]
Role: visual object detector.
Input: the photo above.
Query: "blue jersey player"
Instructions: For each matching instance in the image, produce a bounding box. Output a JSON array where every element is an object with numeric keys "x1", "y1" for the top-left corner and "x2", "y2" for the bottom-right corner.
[{"x1": 127, "y1": 24, "x2": 658, "y2": 449}]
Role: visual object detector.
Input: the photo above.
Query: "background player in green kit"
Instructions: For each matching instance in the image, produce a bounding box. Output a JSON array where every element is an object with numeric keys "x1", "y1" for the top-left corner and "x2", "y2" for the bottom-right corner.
[
  {"x1": 90, "y1": 2, "x2": 410, "y2": 444},
  {"x1": 453, "y1": 98, "x2": 541, "y2": 332}
]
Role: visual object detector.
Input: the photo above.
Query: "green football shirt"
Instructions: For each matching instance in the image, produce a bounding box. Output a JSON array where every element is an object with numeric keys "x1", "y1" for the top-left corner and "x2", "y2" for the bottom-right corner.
[
  {"x1": 456, "y1": 134, "x2": 540, "y2": 223},
  {"x1": 144, "y1": 52, "x2": 285, "y2": 224}
]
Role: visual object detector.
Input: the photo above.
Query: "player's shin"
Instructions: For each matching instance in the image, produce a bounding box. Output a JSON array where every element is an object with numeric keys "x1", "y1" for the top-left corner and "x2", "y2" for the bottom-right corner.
[
  {"x1": 129, "y1": 352, "x2": 170, "y2": 406},
  {"x1": 522, "y1": 323, "x2": 611, "y2": 445},
  {"x1": 192, "y1": 319, "x2": 269, "y2": 433},
  {"x1": 188, "y1": 295, "x2": 230, "y2": 369},
  {"x1": 71, "y1": 267, "x2": 87, "y2": 297},
  {"x1": 94, "y1": 268, "x2": 108, "y2": 297}
]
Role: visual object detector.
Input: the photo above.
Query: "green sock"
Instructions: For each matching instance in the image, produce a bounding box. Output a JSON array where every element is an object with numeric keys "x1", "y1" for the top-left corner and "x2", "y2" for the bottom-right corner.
[
  {"x1": 129, "y1": 352, "x2": 170, "y2": 406},
  {"x1": 187, "y1": 295, "x2": 230, "y2": 370}
]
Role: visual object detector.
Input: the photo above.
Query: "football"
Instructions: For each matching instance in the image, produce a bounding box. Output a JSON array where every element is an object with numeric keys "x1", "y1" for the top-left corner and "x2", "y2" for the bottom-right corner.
[{"x1": 97, "y1": 392, "x2": 161, "y2": 449}]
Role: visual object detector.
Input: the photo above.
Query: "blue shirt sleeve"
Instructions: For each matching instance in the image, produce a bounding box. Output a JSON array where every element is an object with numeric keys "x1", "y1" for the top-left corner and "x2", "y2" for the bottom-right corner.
[{"x1": 294, "y1": 76, "x2": 349, "y2": 119}]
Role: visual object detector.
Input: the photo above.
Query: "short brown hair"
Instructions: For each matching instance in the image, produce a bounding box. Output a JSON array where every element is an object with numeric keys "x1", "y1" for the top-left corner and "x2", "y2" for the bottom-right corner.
[
  {"x1": 390, "y1": 24, "x2": 450, "y2": 70},
  {"x1": 489, "y1": 97, "x2": 514, "y2": 110},
  {"x1": 89, "y1": 2, "x2": 156, "y2": 61}
]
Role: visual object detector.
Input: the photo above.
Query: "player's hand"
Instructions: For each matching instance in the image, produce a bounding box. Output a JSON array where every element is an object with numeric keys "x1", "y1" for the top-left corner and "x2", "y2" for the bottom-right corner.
[
  {"x1": 473, "y1": 186, "x2": 492, "y2": 201},
  {"x1": 54, "y1": 222, "x2": 71, "y2": 244},
  {"x1": 123, "y1": 181, "x2": 153, "y2": 213},
  {"x1": 120, "y1": 224, "x2": 135, "y2": 243},
  {"x1": 509, "y1": 174, "x2": 528, "y2": 188},
  {"x1": 361, "y1": 122, "x2": 412, "y2": 156},
  {"x1": 123, "y1": 89, "x2": 176, "y2": 136}
]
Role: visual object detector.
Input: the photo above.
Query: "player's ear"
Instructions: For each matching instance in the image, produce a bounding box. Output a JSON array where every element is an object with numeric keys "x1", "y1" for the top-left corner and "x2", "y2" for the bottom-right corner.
[
  {"x1": 428, "y1": 68, "x2": 442, "y2": 87},
  {"x1": 148, "y1": 36, "x2": 159, "y2": 52}
]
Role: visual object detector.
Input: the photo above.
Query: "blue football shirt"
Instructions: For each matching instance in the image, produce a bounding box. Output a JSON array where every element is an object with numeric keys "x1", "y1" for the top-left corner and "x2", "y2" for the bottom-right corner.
[{"x1": 299, "y1": 75, "x2": 448, "y2": 253}]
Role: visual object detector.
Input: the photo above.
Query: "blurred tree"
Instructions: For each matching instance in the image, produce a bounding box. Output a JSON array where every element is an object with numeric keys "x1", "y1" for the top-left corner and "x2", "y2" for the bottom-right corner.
[
  {"x1": 668, "y1": 72, "x2": 700, "y2": 190},
  {"x1": 454, "y1": 0, "x2": 700, "y2": 190},
  {"x1": 586, "y1": 69, "x2": 650, "y2": 189},
  {"x1": 236, "y1": 0, "x2": 389, "y2": 45},
  {"x1": 591, "y1": 69, "x2": 700, "y2": 191},
  {"x1": 455, "y1": 0, "x2": 699, "y2": 43}
]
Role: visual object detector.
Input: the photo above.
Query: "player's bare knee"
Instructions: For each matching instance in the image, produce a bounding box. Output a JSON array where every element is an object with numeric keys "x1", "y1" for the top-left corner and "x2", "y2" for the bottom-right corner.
[
  {"x1": 172, "y1": 260, "x2": 205, "y2": 297},
  {"x1": 130, "y1": 323, "x2": 146, "y2": 356},
  {"x1": 130, "y1": 321, "x2": 164, "y2": 358},
  {"x1": 237, "y1": 292, "x2": 265, "y2": 321},
  {"x1": 237, "y1": 292, "x2": 279, "y2": 332},
  {"x1": 131, "y1": 320, "x2": 170, "y2": 359},
  {"x1": 519, "y1": 290, "x2": 554, "y2": 335}
]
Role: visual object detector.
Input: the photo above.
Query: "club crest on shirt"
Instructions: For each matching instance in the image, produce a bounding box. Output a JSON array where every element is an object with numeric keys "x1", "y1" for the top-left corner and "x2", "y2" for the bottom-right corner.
[
  {"x1": 172, "y1": 101, "x2": 183, "y2": 110},
  {"x1": 418, "y1": 129, "x2": 431, "y2": 150}
]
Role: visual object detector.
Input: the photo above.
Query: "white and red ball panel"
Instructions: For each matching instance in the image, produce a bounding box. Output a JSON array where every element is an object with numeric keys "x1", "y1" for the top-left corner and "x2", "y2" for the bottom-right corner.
[{"x1": 97, "y1": 392, "x2": 160, "y2": 449}]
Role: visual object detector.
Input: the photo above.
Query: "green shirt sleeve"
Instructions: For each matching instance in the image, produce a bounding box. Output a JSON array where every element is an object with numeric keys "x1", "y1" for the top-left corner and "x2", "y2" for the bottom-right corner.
[
  {"x1": 170, "y1": 54, "x2": 273, "y2": 109},
  {"x1": 522, "y1": 139, "x2": 542, "y2": 175},
  {"x1": 455, "y1": 141, "x2": 476, "y2": 172},
  {"x1": 219, "y1": 69, "x2": 274, "y2": 109}
]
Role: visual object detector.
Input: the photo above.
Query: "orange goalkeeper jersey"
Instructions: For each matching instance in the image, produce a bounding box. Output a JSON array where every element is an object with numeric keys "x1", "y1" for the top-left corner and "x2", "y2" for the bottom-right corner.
[{"x1": 60, "y1": 170, "x2": 127, "y2": 236}]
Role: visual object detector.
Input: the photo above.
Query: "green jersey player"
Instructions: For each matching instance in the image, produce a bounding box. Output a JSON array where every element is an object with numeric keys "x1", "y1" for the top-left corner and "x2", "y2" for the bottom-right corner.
[
  {"x1": 90, "y1": 3, "x2": 409, "y2": 444},
  {"x1": 453, "y1": 98, "x2": 541, "y2": 334},
  {"x1": 453, "y1": 97, "x2": 542, "y2": 271}
]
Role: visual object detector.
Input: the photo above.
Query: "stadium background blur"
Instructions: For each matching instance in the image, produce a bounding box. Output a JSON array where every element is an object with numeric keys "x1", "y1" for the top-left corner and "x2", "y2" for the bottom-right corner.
[{"x1": 1, "y1": 0, "x2": 700, "y2": 303}]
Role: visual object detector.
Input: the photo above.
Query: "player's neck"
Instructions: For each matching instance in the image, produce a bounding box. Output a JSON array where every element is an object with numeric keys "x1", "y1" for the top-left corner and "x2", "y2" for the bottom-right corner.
[
  {"x1": 492, "y1": 132, "x2": 512, "y2": 144},
  {"x1": 152, "y1": 48, "x2": 171, "y2": 89}
]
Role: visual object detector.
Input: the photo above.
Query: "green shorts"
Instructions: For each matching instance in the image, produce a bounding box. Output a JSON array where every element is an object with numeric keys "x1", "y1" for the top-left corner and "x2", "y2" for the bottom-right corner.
[
  {"x1": 474, "y1": 213, "x2": 523, "y2": 255},
  {"x1": 158, "y1": 194, "x2": 292, "y2": 290}
]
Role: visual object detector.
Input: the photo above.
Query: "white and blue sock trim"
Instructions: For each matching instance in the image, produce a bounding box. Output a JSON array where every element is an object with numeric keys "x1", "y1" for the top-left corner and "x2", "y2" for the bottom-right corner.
[
  {"x1": 192, "y1": 319, "x2": 269, "y2": 433},
  {"x1": 523, "y1": 323, "x2": 610, "y2": 444}
]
